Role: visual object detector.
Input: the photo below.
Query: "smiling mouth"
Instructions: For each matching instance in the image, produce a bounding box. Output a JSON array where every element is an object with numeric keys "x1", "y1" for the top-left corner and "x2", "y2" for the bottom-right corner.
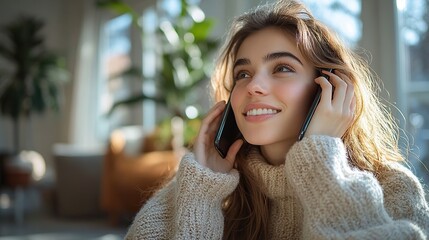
[{"x1": 245, "y1": 108, "x2": 281, "y2": 116}]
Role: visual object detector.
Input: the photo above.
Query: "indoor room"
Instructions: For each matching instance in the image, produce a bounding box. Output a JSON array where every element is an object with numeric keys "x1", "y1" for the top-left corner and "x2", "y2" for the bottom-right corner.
[{"x1": 0, "y1": 0, "x2": 428, "y2": 239}]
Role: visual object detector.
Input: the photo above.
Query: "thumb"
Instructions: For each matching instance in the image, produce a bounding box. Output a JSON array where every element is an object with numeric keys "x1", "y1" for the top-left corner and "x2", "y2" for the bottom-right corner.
[{"x1": 225, "y1": 139, "x2": 244, "y2": 166}]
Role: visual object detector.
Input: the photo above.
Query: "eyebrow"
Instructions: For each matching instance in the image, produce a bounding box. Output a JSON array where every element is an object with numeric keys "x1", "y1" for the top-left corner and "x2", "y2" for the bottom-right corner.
[{"x1": 233, "y1": 51, "x2": 303, "y2": 69}]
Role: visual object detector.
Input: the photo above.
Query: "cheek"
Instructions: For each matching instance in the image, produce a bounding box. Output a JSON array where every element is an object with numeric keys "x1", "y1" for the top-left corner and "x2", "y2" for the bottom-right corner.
[
  {"x1": 276, "y1": 82, "x2": 314, "y2": 109},
  {"x1": 230, "y1": 87, "x2": 243, "y2": 116}
]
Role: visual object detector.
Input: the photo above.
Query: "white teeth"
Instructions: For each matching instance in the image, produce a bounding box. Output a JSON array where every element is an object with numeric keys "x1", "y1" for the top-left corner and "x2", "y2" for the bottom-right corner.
[{"x1": 246, "y1": 108, "x2": 278, "y2": 116}]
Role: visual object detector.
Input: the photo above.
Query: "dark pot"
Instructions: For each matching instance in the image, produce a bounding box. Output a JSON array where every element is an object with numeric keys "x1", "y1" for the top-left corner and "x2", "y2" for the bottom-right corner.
[{"x1": 4, "y1": 152, "x2": 33, "y2": 187}]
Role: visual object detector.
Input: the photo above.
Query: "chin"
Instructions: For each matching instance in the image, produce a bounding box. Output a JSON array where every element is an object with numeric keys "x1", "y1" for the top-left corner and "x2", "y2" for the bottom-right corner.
[
  {"x1": 241, "y1": 131, "x2": 278, "y2": 146},
  {"x1": 240, "y1": 127, "x2": 299, "y2": 146}
]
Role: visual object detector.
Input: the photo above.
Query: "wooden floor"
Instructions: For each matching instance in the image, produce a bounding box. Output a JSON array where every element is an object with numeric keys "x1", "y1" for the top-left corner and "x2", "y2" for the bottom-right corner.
[{"x1": 0, "y1": 212, "x2": 127, "y2": 239}]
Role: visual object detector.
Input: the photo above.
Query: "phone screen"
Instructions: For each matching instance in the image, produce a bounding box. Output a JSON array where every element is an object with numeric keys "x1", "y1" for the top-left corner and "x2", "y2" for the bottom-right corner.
[
  {"x1": 298, "y1": 68, "x2": 333, "y2": 140},
  {"x1": 214, "y1": 100, "x2": 242, "y2": 158}
]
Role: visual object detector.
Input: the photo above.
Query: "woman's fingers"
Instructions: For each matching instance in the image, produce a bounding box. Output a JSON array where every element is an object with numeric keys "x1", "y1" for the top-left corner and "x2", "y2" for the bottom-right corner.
[
  {"x1": 308, "y1": 70, "x2": 355, "y2": 138},
  {"x1": 194, "y1": 100, "x2": 242, "y2": 172},
  {"x1": 324, "y1": 70, "x2": 347, "y2": 110},
  {"x1": 225, "y1": 139, "x2": 243, "y2": 167},
  {"x1": 334, "y1": 71, "x2": 355, "y2": 113},
  {"x1": 195, "y1": 101, "x2": 225, "y2": 162},
  {"x1": 315, "y1": 73, "x2": 333, "y2": 107},
  {"x1": 318, "y1": 70, "x2": 354, "y2": 111},
  {"x1": 198, "y1": 101, "x2": 225, "y2": 138},
  {"x1": 201, "y1": 101, "x2": 226, "y2": 126}
]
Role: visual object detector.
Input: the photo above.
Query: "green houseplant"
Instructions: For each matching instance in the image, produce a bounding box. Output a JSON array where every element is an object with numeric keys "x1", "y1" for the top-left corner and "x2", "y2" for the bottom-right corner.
[
  {"x1": 0, "y1": 16, "x2": 68, "y2": 185},
  {"x1": 97, "y1": 0, "x2": 218, "y2": 147}
]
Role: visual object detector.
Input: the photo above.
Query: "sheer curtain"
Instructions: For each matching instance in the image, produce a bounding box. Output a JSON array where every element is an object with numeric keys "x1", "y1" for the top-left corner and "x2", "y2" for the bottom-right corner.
[{"x1": 65, "y1": 0, "x2": 104, "y2": 152}]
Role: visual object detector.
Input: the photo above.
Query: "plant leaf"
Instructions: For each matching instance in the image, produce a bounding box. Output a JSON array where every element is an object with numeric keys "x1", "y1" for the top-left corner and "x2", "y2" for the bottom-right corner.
[
  {"x1": 96, "y1": 0, "x2": 141, "y2": 29},
  {"x1": 189, "y1": 19, "x2": 215, "y2": 41}
]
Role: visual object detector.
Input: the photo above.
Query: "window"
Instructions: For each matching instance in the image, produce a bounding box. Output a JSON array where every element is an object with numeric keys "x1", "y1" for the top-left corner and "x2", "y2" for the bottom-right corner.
[
  {"x1": 98, "y1": 14, "x2": 134, "y2": 139},
  {"x1": 140, "y1": 8, "x2": 158, "y2": 132},
  {"x1": 398, "y1": 0, "x2": 429, "y2": 183},
  {"x1": 302, "y1": 0, "x2": 362, "y2": 47}
]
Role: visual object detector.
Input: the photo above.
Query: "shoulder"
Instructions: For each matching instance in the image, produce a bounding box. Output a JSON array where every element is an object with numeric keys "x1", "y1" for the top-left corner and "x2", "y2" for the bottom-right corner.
[
  {"x1": 377, "y1": 161, "x2": 428, "y2": 218},
  {"x1": 378, "y1": 161, "x2": 425, "y2": 195}
]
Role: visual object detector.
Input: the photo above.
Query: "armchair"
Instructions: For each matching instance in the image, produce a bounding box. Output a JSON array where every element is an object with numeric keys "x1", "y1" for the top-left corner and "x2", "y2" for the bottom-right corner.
[{"x1": 101, "y1": 127, "x2": 179, "y2": 225}]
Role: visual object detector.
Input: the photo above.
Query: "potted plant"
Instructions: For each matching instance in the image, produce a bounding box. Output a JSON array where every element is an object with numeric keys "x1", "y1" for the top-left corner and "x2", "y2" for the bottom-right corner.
[
  {"x1": 0, "y1": 16, "x2": 69, "y2": 186},
  {"x1": 97, "y1": 0, "x2": 218, "y2": 149}
]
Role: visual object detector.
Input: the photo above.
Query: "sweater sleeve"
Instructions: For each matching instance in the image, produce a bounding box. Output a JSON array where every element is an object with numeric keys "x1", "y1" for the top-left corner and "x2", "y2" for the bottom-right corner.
[
  {"x1": 284, "y1": 135, "x2": 428, "y2": 240},
  {"x1": 125, "y1": 153, "x2": 239, "y2": 240},
  {"x1": 378, "y1": 162, "x2": 429, "y2": 234}
]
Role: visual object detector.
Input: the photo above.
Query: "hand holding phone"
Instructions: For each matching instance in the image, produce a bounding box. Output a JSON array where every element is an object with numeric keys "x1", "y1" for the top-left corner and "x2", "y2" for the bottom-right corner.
[
  {"x1": 298, "y1": 68, "x2": 333, "y2": 141},
  {"x1": 193, "y1": 101, "x2": 242, "y2": 173}
]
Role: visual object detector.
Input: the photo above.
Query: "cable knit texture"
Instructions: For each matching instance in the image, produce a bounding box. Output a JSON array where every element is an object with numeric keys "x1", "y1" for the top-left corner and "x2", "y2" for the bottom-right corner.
[
  {"x1": 125, "y1": 153, "x2": 239, "y2": 239},
  {"x1": 125, "y1": 135, "x2": 429, "y2": 239}
]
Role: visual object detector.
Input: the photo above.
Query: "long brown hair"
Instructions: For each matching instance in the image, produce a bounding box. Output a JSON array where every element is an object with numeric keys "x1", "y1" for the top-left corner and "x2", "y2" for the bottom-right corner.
[{"x1": 211, "y1": 0, "x2": 405, "y2": 239}]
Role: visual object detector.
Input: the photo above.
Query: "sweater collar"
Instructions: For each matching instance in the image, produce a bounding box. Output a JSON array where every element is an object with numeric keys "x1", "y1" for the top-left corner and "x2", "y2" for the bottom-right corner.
[{"x1": 247, "y1": 147, "x2": 293, "y2": 199}]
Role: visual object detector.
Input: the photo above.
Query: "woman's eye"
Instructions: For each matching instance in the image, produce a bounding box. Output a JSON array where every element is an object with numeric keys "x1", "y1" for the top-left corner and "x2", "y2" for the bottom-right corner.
[
  {"x1": 234, "y1": 71, "x2": 250, "y2": 81},
  {"x1": 275, "y1": 65, "x2": 292, "y2": 73}
]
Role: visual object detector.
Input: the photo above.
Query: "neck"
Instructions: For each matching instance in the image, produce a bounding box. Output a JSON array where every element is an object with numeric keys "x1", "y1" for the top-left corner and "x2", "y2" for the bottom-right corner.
[{"x1": 260, "y1": 139, "x2": 295, "y2": 166}]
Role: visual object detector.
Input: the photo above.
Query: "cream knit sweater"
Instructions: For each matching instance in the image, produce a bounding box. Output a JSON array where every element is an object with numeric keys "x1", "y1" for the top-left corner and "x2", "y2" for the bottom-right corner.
[{"x1": 125, "y1": 135, "x2": 429, "y2": 239}]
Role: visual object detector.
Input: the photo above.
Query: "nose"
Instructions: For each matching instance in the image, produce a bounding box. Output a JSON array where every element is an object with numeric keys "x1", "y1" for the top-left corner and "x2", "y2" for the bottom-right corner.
[{"x1": 247, "y1": 73, "x2": 268, "y2": 96}]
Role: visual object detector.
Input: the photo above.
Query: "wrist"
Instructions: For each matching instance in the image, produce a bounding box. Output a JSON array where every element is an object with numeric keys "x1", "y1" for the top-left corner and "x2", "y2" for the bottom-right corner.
[{"x1": 178, "y1": 153, "x2": 240, "y2": 202}]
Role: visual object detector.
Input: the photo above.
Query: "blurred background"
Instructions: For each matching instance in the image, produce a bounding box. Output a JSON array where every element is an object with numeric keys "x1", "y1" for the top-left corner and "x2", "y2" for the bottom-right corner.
[{"x1": 0, "y1": 0, "x2": 428, "y2": 239}]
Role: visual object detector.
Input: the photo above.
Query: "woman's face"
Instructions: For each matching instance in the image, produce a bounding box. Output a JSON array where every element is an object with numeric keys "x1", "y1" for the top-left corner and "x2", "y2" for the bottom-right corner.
[{"x1": 231, "y1": 27, "x2": 316, "y2": 148}]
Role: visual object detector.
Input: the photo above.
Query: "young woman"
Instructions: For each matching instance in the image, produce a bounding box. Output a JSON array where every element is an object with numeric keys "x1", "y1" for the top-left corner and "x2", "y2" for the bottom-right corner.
[{"x1": 126, "y1": 0, "x2": 429, "y2": 239}]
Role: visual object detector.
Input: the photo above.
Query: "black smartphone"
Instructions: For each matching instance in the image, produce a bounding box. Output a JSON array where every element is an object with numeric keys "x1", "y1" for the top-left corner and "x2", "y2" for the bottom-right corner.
[
  {"x1": 214, "y1": 98, "x2": 242, "y2": 158},
  {"x1": 298, "y1": 68, "x2": 333, "y2": 141}
]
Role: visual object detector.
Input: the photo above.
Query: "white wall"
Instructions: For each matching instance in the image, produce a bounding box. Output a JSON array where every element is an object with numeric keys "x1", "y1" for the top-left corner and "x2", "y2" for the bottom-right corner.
[
  {"x1": 0, "y1": 0, "x2": 100, "y2": 173},
  {"x1": 0, "y1": 0, "x2": 70, "y2": 168}
]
